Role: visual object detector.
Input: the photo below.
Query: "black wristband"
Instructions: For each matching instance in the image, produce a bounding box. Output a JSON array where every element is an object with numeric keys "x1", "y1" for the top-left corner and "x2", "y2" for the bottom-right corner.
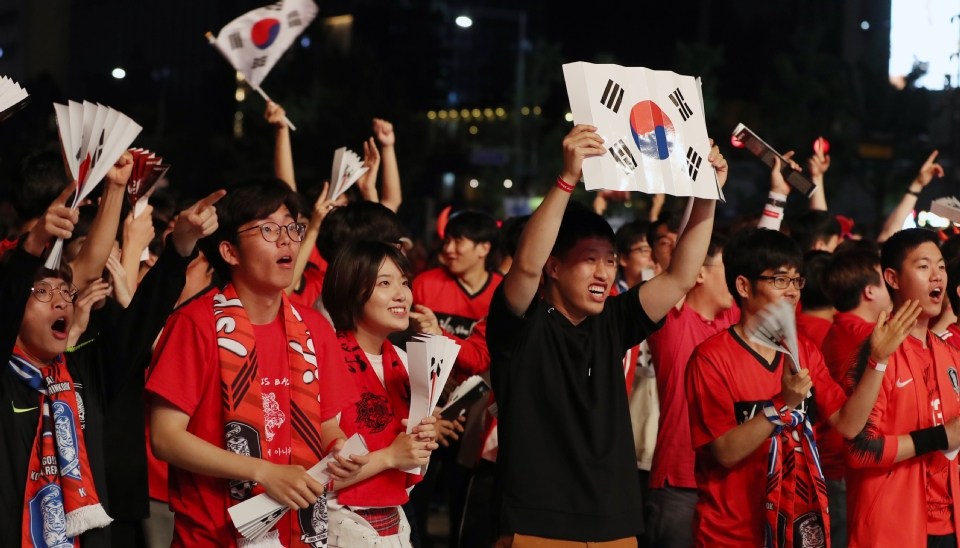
[
  {"x1": 906, "y1": 188, "x2": 921, "y2": 197},
  {"x1": 767, "y1": 197, "x2": 788, "y2": 208},
  {"x1": 909, "y1": 425, "x2": 949, "y2": 457}
]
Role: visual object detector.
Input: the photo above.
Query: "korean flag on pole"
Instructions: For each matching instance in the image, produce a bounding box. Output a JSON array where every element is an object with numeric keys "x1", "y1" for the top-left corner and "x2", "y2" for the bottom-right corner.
[
  {"x1": 211, "y1": 0, "x2": 318, "y2": 89},
  {"x1": 563, "y1": 62, "x2": 723, "y2": 201}
]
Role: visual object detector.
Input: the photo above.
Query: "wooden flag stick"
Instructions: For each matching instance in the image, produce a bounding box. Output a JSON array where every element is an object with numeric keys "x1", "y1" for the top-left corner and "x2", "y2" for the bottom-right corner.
[{"x1": 204, "y1": 32, "x2": 296, "y2": 131}]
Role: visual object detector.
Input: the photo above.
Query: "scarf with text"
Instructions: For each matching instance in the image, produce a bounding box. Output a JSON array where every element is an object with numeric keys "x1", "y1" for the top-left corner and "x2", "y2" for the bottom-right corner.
[
  {"x1": 10, "y1": 348, "x2": 111, "y2": 548},
  {"x1": 214, "y1": 285, "x2": 328, "y2": 548},
  {"x1": 762, "y1": 399, "x2": 830, "y2": 548},
  {"x1": 335, "y1": 331, "x2": 420, "y2": 509}
]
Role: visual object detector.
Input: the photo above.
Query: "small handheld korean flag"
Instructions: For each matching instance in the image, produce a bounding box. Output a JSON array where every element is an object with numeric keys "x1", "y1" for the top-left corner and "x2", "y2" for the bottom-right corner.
[
  {"x1": 327, "y1": 147, "x2": 369, "y2": 201},
  {"x1": 563, "y1": 62, "x2": 722, "y2": 201},
  {"x1": 46, "y1": 101, "x2": 142, "y2": 269},
  {"x1": 207, "y1": 0, "x2": 317, "y2": 130},
  {"x1": 0, "y1": 76, "x2": 29, "y2": 122},
  {"x1": 126, "y1": 149, "x2": 170, "y2": 260}
]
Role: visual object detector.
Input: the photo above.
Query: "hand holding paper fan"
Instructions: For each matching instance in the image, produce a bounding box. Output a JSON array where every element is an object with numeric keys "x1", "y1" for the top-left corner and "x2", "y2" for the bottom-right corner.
[
  {"x1": 327, "y1": 147, "x2": 369, "y2": 201},
  {"x1": 46, "y1": 101, "x2": 142, "y2": 269},
  {"x1": 126, "y1": 148, "x2": 170, "y2": 260}
]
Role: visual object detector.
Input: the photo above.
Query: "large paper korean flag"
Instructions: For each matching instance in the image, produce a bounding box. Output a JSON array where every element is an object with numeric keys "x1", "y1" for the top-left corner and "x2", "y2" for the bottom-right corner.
[
  {"x1": 212, "y1": 0, "x2": 318, "y2": 89},
  {"x1": 563, "y1": 62, "x2": 723, "y2": 200}
]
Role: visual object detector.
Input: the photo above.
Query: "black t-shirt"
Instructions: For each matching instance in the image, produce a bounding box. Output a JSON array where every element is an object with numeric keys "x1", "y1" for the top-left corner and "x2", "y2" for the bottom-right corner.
[
  {"x1": 0, "y1": 240, "x2": 189, "y2": 547},
  {"x1": 488, "y1": 282, "x2": 662, "y2": 542}
]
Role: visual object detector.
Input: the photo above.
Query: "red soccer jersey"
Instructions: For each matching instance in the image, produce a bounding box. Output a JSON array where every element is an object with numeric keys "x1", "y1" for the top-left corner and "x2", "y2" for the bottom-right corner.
[
  {"x1": 145, "y1": 295, "x2": 348, "y2": 548},
  {"x1": 796, "y1": 311, "x2": 833, "y2": 348},
  {"x1": 289, "y1": 246, "x2": 326, "y2": 310},
  {"x1": 647, "y1": 303, "x2": 739, "y2": 489},
  {"x1": 941, "y1": 324, "x2": 960, "y2": 351},
  {"x1": 412, "y1": 268, "x2": 502, "y2": 340},
  {"x1": 686, "y1": 328, "x2": 846, "y2": 547}
]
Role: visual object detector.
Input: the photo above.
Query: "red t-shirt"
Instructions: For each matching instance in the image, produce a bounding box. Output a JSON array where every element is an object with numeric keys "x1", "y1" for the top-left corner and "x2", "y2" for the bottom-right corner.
[
  {"x1": 819, "y1": 312, "x2": 874, "y2": 480},
  {"x1": 289, "y1": 246, "x2": 326, "y2": 310},
  {"x1": 941, "y1": 324, "x2": 960, "y2": 351},
  {"x1": 145, "y1": 295, "x2": 349, "y2": 548},
  {"x1": 796, "y1": 311, "x2": 833, "y2": 348},
  {"x1": 686, "y1": 328, "x2": 846, "y2": 547},
  {"x1": 647, "y1": 303, "x2": 739, "y2": 489},
  {"x1": 911, "y1": 336, "x2": 956, "y2": 534}
]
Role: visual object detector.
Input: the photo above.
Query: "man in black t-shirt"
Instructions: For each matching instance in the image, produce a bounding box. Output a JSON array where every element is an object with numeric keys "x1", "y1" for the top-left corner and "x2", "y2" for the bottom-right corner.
[{"x1": 488, "y1": 125, "x2": 727, "y2": 546}]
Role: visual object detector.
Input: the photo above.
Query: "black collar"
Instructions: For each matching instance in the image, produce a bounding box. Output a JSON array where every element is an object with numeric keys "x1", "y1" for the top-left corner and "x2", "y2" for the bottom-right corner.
[{"x1": 728, "y1": 327, "x2": 782, "y2": 373}]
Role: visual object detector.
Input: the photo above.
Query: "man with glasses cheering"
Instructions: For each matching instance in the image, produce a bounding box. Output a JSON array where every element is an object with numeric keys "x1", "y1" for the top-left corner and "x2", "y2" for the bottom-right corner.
[
  {"x1": 147, "y1": 178, "x2": 366, "y2": 547},
  {"x1": 0, "y1": 182, "x2": 224, "y2": 547},
  {"x1": 684, "y1": 227, "x2": 920, "y2": 547}
]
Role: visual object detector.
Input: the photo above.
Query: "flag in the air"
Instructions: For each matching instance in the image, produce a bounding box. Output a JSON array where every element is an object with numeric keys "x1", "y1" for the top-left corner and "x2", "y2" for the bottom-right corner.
[{"x1": 212, "y1": 0, "x2": 318, "y2": 89}]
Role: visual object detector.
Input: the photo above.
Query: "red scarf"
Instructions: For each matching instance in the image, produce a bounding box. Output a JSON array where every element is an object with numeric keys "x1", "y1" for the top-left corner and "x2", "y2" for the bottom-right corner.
[
  {"x1": 214, "y1": 285, "x2": 328, "y2": 548},
  {"x1": 10, "y1": 349, "x2": 112, "y2": 547},
  {"x1": 335, "y1": 331, "x2": 420, "y2": 507}
]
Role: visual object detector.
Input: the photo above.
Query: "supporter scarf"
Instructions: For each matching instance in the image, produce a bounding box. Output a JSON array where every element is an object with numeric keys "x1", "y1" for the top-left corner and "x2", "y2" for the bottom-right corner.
[
  {"x1": 214, "y1": 285, "x2": 328, "y2": 548},
  {"x1": 335, "y1": 330, "x2": 421, "y2": 508},
  {"x1": 762, "y1": 402, "x2": 830, "y2": 548},
  {"x1": 9, "y1": 349, "x2": 112, "y2": 548}
]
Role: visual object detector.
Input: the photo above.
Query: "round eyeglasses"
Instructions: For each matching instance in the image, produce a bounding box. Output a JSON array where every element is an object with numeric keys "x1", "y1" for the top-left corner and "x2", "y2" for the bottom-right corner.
[
  {"x1": 237, "y1": 222, "x2": 307, "y2": 243},
  {"x1": 31, "y1": 281, "x2": 78, "y2": 303},
  {"x1": 755, "y1": 275, "x2": 806, "y2": 290}
]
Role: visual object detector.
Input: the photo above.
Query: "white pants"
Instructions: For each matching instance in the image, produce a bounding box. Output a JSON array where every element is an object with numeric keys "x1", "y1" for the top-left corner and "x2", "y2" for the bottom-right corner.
[{"x1": 328, "y1": 505, "x2": 412, "y2": 548}]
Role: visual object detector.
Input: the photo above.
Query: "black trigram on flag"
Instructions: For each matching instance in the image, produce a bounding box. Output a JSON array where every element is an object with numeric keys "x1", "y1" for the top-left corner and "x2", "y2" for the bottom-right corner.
[
  {"x1": 669, "y1": 88, "x2": 693, "y2": 121},
  {"x1": 600, "y1": 79, "x2": 625, "y2": 114},
  {"x1": 610, "y1": 139, "x2": 638, "y2": 174},
  {"x1": 229, "y1": 32, "x2": 243, "y2": 50},
  {"x1": 251, "y1": 56, "x2": 268, "y2": 69},
  {"x1": 288, "y1": 10, "x2": 302, "y2": 27},
  {"x1": 686, "y1": 147, "x2": 702, "y2": 180}
]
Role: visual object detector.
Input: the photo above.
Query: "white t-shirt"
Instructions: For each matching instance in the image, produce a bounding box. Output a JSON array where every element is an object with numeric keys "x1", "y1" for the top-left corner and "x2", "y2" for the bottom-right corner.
[{"x1": 363, "y1": 347, "x2": 408, "y2": 388}]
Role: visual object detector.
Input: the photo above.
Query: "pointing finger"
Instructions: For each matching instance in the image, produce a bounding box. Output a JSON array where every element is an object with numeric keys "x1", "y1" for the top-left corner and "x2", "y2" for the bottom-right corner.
[
  {"x1": 198, "y1": 190, "x2": 227, "y2": 209},
  {"x1": 55, "y1": 181, "x2": 78, "y2": 207}
]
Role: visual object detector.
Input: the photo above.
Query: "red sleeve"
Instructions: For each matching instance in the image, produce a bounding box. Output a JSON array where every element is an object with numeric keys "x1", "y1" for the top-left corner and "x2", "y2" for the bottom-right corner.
[
  {"x1": 303, "y1": 310, "x2": 350, "y2": 421},
  {"x1": 445, "y1": 318, "x2": 491, "y2": 377},
  {"x1": 806, "y1": 342, "x2": 846, "y2": 424},
  {"x1": 686, "y1": 347, "x2": 738, "y2": 449},
  {"x1": 145, "y1": 305, "x2": 216, "y2": 415},
  {"x1": 844, "y1": 370, "x2": 899, "y2": 468}
]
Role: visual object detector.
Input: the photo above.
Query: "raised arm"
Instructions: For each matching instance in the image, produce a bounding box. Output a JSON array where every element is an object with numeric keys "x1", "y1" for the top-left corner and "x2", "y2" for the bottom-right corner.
[
  {"x1": 70, "y1": 153, "x2": 133, "y2": 289},
  {"x1": 637, "y1": 141, "x2": 726, "y2": 323},
  {"x1": 286, "y1": 185, "x2": 336, "y2": 295},
  {"x1": 266, "y1": 101, "x2": 296, "y2": 191},
  {"x1": 808, "y1": 141, "x2": 830, "y2": 211},
  {"x1": 757, "y1": 152, "x2": 800, "y2": 231},
  {"x1": 374, "y1": 119, "x2": 402, "y2": 212},
  {"x1": 355, "y1": 138, "x2": 381, "y2": 203},
  {"x1": 502, "y1": 125, "x2": 605, "y2": 316},
  {"x1": 878, "y1": 150, "x2": 943, "y2": 242},
  {"x1": 120, "y1": 204, "x2": 155, "y2": 297}
]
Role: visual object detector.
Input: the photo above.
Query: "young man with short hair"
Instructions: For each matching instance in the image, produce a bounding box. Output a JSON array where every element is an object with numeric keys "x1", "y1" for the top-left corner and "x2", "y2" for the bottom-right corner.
[
  {"x1": 0, "y1": 183, "x2": 220, "y2": 548},
  {"x1": 615, "y1": 220, "x2": 654, "y2": 294},
  {"x1": 645, "y1": 233, "x2": 737, "y2": 548},
  {"x1": 489, "y1": 125, "x2": 727, "y2": 545},
  {"x1": 846, "y1": 228, "x2": 960, "y2": 547},
  {"x1": 685, "y1": 227, "x2": 918, "y2": 547},
  {"x1": 647, "y1": 214, "x2": 680, "y2": 273},
  {"x1": 147, "y1": 179, "x2": 369, "y2": 548}
]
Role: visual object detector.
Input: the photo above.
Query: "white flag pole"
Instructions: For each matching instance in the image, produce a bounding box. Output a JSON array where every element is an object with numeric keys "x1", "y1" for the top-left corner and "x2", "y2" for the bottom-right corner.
[{"x1": 204, "y1": 32, "x2": 297, "y2": 131}]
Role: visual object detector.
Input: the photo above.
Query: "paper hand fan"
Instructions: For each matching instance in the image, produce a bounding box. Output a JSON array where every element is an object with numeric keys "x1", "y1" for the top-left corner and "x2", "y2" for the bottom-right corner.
[
  {"x1": 744, "y1": 299, "x2": 801, "y2": 374},
  {"x1": 0, "y1": 76, "x2": 29, "y2": 122},
  {"x1": 46, "y1": 101, "x2": 142, "y2": 269},
  {"x1": 327, "y1": 147, "x2": 369, "y2": 201},
  {"x1": 126, "y1": 148, "x2": 170, "y2": 260}
]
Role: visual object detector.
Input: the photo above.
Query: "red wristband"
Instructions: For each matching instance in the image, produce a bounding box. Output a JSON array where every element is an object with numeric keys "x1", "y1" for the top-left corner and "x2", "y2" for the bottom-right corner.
[{"x1": 556, "y1": 176, "x2": 575, "y2": 193}]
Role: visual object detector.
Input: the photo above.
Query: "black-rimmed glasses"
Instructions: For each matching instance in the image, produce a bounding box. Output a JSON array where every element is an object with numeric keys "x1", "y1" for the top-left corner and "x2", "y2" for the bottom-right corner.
[
  {"x1": 755, "y1": 275, "x2": 806, "y2": 290},
  {"x1": 237, "y1": 222, "x2": 307, "y2": 243},
  {"x1": 31, "y1": 281, "x2": 78, "y2": 304}
]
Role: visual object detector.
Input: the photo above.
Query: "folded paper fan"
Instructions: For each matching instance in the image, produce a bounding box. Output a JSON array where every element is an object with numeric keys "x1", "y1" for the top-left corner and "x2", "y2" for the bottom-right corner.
[
  {"x1": 0, "y1": 76, "x2": 29, "y2": 122},
  {"x1": 46, "y1": 101, "x2": 142, "y2": 269},
  {"x1": 127, "y1": 148, "x2": 170, "y2": 260},
  {"x1": 327, "y1": 147, "x2": 369, "y2": 201}
]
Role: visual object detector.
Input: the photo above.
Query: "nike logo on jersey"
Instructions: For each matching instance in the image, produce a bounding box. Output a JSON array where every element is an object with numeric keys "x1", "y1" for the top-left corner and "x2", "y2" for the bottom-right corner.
[
  {"x1": 12, "y1": 402, "x2": 38, "y2": 413},
  {"x1": 896, "y1": 378, "x2": 914, "y2": 388}
]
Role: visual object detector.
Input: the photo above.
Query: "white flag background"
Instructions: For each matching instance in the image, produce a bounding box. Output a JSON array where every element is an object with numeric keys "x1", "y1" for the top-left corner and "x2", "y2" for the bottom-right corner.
[
  {"x1": 563, "y1": 62, "x2": 722, "y2": 200},
  {"x1": 213, "y1": 0, "x2": 318, "y2": 89}
]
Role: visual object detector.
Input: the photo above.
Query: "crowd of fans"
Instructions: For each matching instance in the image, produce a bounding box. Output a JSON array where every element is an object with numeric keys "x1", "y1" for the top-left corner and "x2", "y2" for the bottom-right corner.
[{"x1": 2, "y1": 98, "x2": 960, "y2": 548}]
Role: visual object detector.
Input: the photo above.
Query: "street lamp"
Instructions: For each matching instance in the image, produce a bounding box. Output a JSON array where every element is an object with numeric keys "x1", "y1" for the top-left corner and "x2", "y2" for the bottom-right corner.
[{"x1": 455, "y1": 15, "x2": 473, "y2": 28}]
